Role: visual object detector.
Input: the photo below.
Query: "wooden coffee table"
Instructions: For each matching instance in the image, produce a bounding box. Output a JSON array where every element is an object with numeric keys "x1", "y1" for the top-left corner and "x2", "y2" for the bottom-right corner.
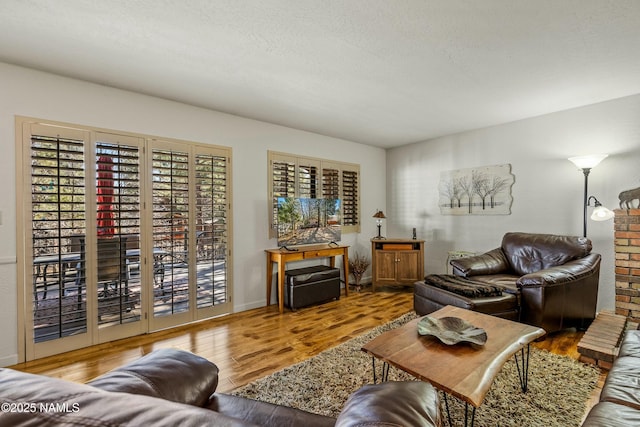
[{"x1": 361, "y1": 305, "x2": 545, "y2": 426}]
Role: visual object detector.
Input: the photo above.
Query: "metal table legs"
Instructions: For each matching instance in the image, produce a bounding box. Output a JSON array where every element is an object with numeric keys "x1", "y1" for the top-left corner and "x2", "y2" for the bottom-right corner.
[{"x1": 368, "y1": 344, "x2": 533, "y2": 427}]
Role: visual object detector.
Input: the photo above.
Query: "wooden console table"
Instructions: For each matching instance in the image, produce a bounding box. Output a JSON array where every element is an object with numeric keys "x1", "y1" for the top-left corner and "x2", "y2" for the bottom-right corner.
[{"x1": 265, "y1": 244, "x2": 349, "y2": 313}]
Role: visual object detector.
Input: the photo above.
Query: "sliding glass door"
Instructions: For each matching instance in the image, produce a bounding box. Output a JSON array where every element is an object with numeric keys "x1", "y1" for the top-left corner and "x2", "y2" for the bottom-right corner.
[
  {"x1": 18, "y1": 118, "x2": 232, "y2": 362},
  {"x1": 148, "y1": 140, "x2": 231, "y2": 331},
  {"x1": 93, "y1": 133, "x2": 145, "y2": 343},
  {"x1": 25, "y1": 124, "x2": 92, "y2": 358}
]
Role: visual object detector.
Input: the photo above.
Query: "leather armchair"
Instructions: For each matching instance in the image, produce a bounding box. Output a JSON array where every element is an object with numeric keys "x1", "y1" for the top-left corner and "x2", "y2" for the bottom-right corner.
[{"x1": 450, "y1": 232, "x2": 601, "y2": 333}]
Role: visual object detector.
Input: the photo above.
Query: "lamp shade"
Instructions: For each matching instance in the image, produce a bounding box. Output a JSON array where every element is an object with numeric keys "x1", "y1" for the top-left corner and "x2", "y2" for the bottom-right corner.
[
  {"x1": 590, "y1": 205, "x2": 615, "y2": 221},
  {"x1": 373, "y1": 210, "x2": 386, "y2": 219},
  {"x1": 587, "y1": 196, "x2": 615, "y2": 222},
  {"x1": 568, "y1": 154, "x2": 608, "y2": 170}
]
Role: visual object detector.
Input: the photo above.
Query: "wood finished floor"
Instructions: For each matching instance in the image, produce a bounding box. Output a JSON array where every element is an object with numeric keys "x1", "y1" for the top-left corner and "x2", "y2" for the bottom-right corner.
[{"x1": 10, "y1": 285, "x2": 605, "y2": 418}]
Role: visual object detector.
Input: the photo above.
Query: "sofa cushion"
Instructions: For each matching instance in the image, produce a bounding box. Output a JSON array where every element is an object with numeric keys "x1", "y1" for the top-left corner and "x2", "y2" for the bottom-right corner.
[
  {"x1": 459, "y1": 274, "x2": 519, "y2": 293},
  {"x1": 450, "y1": 247, "x2": 510, "y2": 277},
  {"x1": 208, "y1": 393, "x2": 335, "y2": 427},
  {"x1": 335, "y1": 381, "x2": 442, "y2": 427},
  {"x1": 424, "y1": 274, "x2": 504, "y2": 298},
  {"x1": 599, "y1": 356, "x2": 640, "y2": 410},
  {"x1": 619, "y1": 330, "x2": 640, "y2": 358},
  {"x1": 87, "y1": 348, "x2": 218, "y2": 407},
  {"x1": 582, "y1": 401, "x2": 640, "y2": 427},
  {"x1": 501, "y1": 232, "x2": 592, "y2": 276},
  {"x1": 0, "y1": 368, "x2": 255, "y2": 427}
]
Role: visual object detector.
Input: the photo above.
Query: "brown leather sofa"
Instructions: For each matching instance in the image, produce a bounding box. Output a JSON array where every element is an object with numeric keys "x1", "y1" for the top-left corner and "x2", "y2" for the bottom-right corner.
[
  {"x1": 414, "y1": 232, "x2": 601, "y2": 334},
  {"x1": 582, "y1": 329, "x2": 640, "y2": 426},
  {"x1": 0, "y1": 348, "x2": 442, "y2": 426}
]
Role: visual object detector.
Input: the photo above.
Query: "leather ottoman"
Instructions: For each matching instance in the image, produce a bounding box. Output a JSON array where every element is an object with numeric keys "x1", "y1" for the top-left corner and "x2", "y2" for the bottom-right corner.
[
  {"x1": 414, "y1": 275, "x2": 520, "y2": 321},
  {"x1": 285, "y1": 265, "x2": 341, "y2": 310}
]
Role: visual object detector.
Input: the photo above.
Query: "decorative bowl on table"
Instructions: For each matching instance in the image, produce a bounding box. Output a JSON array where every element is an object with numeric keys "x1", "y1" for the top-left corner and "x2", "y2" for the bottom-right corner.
[{"x1": 417, "y1": 316, "x2": 487, "y2": 346}]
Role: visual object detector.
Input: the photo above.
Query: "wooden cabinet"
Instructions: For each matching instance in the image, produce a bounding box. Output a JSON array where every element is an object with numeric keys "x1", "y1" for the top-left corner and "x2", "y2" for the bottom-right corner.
[{"x1": 371, "y1": 238, "x2": 424, "y2": 291}]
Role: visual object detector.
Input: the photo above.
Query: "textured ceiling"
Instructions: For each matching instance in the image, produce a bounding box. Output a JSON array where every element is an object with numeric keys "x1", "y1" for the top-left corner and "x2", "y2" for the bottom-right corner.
[{"x1": 1, "y1": 0, "x2": 640, "y2": 148}]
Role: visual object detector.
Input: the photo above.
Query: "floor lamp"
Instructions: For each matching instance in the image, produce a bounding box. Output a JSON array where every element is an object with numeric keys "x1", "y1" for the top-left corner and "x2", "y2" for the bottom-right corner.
[{"x1": 568, "y1": 154, "x2": 612, "y2": 237}]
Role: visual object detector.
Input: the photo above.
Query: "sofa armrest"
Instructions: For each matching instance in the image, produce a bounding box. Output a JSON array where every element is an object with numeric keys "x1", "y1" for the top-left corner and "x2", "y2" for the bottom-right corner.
[
  {"x1": 1, "y1": 368, "x2": 254, "y2": 427},
  {"x1": 517, "y1": 253, "x2": 601, "y2": 288},
  {"x1": 87, "y1": 348, "x2": 218, "y2": 407},
  {"x1": 335, "y1": 381, "x2": 442, "y2": 427},
  {"x1": 450, "y1": 248, "x2": 510, "y2": 277}
]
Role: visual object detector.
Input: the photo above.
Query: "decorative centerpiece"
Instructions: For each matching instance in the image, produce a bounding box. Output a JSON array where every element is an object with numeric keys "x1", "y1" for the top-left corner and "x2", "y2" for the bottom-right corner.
[{"x1": 417, "y1": 316, "x2": 487, "y2": 346}]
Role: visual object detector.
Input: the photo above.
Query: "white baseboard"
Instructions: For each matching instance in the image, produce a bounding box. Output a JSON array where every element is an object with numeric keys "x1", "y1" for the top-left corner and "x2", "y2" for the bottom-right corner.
[
  {"x1": 0, "y1": 353, "x2": 18, "y2": 367},
  {"x1": 234, "y1": 300, "x2": 267, "y2": 313}
]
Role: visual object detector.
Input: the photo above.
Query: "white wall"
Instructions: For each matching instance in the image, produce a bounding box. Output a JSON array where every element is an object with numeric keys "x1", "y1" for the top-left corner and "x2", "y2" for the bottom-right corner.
[
  {"x1": 3, "y1": 61, "x2": 637, "y2": 366},
  {"x1": 387, "y1": 94, "x2": 640, "y2": 313},
  {"x1": 0, "y1": 62, "x2": 386, "y2": 366}
]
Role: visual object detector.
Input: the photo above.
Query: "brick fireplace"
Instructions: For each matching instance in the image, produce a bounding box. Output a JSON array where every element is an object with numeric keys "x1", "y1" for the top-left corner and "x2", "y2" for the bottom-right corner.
[
  {"x1": 614, "y1": 208, "x2": 640, "y2": 323},
  {"x1": 577, "y1": 209, "x2": 640, "y2": 368}
]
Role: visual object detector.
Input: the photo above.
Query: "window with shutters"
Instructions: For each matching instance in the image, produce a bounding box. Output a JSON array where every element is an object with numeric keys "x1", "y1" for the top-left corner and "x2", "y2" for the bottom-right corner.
[
  {"x1": 17, "y1": 117, "x2": 232, "y2": 361},
  {"x1": 268, "y1": 151, "x2": 360, "y2": 238}
]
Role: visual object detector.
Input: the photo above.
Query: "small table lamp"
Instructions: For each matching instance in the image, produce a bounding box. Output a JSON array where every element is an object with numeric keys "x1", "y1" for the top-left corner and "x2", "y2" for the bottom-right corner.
[{"x1": 373, "y1": 210, "x2": 386, "y2": 239}]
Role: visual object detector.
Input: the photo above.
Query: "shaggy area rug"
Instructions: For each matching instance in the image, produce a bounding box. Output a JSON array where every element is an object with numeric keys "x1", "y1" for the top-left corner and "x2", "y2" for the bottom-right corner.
[{"x1": 232, "y1": 312, "x2": 601, "y2": 427}]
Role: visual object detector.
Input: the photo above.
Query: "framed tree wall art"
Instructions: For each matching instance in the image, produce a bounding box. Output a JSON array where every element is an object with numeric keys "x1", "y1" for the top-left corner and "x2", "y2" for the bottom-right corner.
[{"x1": 438, "y1": 164, "x2": 515, "y2": 215}]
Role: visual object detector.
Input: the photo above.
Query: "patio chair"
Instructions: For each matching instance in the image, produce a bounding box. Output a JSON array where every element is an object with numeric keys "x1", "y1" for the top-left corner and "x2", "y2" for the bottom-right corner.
[{"x1": 97, "y1": 237, "x2": 129, "y2": 300}]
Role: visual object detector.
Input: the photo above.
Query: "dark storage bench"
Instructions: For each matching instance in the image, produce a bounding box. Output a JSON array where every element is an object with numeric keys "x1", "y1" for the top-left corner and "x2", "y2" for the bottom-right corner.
[{"x1": 284, "y1": 265, "x2": 341, "y2": 310}]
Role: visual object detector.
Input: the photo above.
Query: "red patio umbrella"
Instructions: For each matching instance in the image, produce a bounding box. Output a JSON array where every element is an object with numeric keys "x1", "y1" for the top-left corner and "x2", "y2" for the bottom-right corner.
[{"x1": 97, "y1": 155, "x2": 115, "y2": 236}]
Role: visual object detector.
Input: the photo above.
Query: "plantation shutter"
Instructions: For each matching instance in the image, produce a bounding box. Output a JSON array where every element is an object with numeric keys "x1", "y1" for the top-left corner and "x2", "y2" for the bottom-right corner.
[
  {"x1": 342, "y1": 167, "x2": 359, "y2": 228},
  {"x1": 272, "y1": 159, "x2": 296, "y2": 198},
  {"x1": 322, "y1": 167, "x2": 340, "y2": 199},
  {"x1": 195, "y1": 152, "x2": 229, "y2": 308},
  {"x1": 298, "y1": 161, "x2": 319, "y2": 199},
  {"x1": 151, "y1": 147, "x2": 190, "y2": 316},
  {"x1": 30, "y1": 132, "x2": 88, "y2": 341},
  {"x1": 95, "y1": 142, "x2": 141, "y2": 242},
  {"x1": 270, "y1": 156, "x2": 295, "y2": 237},
  {"x1": 94, "y1": 138, "x2": 141, "y2": 326}
]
